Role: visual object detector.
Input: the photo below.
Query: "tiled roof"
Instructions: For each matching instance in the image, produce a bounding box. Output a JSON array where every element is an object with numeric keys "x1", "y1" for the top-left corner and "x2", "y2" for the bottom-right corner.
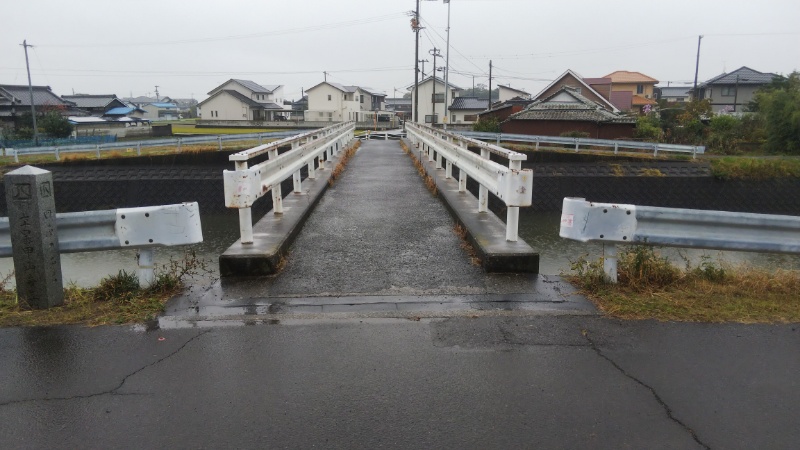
[
  {"x1": 0, "y1": 84, "x2": 71, "y2": 107},
  {"x1": 698, "y1": 66, "x2": 781, "y2": 87},
  {"x1": 62, "y1": 95, "x2": 119, "y2": 109},
  {"x1": 631, "y1": 95, "x2": 656, "y2": 106},
  {"x1": 325, "y1": 82, "x2": 358, "y2": 93},
  {"x1": 507, "y1": 87, "x2": 635, "y2": 123},
  {"x1": 359, "y1": 86, "x2": 386, "y2": 97},
  {"x1": 603, "y1": 71, "x2": 659, "y2": 84},
  {"x1": 104, "y1": 107, "x2": 138, "y2": 116},
  {"x1": 498, "y1": 85, "x2": 530, "y2": 95},
  {"x1": 449, "y1": 97, "x2": 489, "y2": 110},
  {"x1": 406, "y1": 76, "x2": 463, "y2": 91},
  {"x1": 583, "y1": 77, "x2": 612, "y2": 85},
  {"x1": 221, "y1": 89, "x2": 282, "y2": 109}
]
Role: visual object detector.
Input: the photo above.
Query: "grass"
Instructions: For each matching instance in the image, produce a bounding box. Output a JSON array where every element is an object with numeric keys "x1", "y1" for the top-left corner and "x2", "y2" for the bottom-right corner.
[
  {"x1": 566, "y1": 246, "x2": 800, "y2": 323},
  {"x1": 710, "y1": 157, "x2": 800, "y2": 180},
  {"x1": 328, "y1": 141, "x2": 361, "y2": 186},
  {"x1": 0, "y1": 250, "x2": 212, "y2": 327},
  {"x1": 453, "y1": 224, "x2": 482, "y2": 266}
]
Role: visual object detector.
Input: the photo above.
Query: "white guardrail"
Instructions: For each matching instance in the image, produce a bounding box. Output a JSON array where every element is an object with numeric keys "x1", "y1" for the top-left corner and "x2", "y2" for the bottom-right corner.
[
  {"x1": 1, "y1": 130, "x2": 312, "y2": 162},
  {"x1": 0, "y1": 202, "x2": 203, "y2": 285},
  {"x1": 406, "y1": 122, "x2": 533, "y2": 241},
  {"x1": 452, "y1": 131, "x2": 705, "y2": 159},
  {"x1": 559, "y1": 197, "x2": 800, "y2": 282},
  {"x1": 223, "y1": 122, "x2": 356, "y2": 244}
]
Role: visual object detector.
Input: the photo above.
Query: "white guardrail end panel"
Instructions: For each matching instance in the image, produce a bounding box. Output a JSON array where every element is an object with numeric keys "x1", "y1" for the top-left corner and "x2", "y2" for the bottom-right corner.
[
  {"x1": 116, "y1": 202, "x2": 203, "y2": 247},
  {"x1": 560, "y1": 197, "x2": 637, "y2": 242},
  {"x1": 496, "y1": 169, "x2": 533, "y2": 206},
  {"x1": 223, "y1": 168, "x2": 263, "y2": 208}
]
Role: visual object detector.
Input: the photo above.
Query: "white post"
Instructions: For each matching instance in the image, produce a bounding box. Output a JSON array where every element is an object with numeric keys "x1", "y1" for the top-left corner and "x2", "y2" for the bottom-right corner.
[
  {"x1": 436, "y1": 152, "x2": 443, "y2": 170},
  {"x1": 95, "y1": 145, "x2": 101, "y2": 159},
  {"x1": 293, "y1": 170, "x2": 302, "y2": 193},
  {"x1": 218, "y1": 136, "x2": 222, "y2": 151},
  {"x1": 234, "y1": 160, "x2": 254, "y2": 244},
  {"x1": 445, "y1": 160, "x2": 452, "y2": 179},
  {"x1": 137, "y1": 248, "x2": 155, "y2": 287},
  {"x1": 269, "y1": 148, "x2": 283, "y2": 214},
  {"x1": 55, "y1": 147, "x2": 60, "y2": 161},
  {"x1": 478, "y1": 149, "x2": 489, "y2": 212},
  {"x1": 506, "y1": 207, "x2": 519, "y2": 242},
  {"x1": 604, "y1": 244, "x2": 618, "y2": 283},
  {"x1": 459, "y1": 170, "x2": 467, "y2": 192},
  {"x1": 137, "y1": 143, "x2": 141, "y2": 156},
  {"x1": 177, "y1": 138, "x2": 182, "y2": 152}
]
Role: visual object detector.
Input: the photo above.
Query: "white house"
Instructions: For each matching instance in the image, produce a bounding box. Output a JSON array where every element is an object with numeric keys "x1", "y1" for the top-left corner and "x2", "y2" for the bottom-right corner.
[
  {"x1": 198, "y1": 79, "x2": 286, "y2": 121},
  {"x1": 408, "y1": 76, "x2": 463, "y2": 124},
  {"x1": 448, "y1": 97, "x2": 490, "y2": 125},
  {"x1": 304, "y1": 82, "x2": 388, "y2": 122},
  {"x1": 498, "y1": 85, "x2": 531, "y2": 103}
]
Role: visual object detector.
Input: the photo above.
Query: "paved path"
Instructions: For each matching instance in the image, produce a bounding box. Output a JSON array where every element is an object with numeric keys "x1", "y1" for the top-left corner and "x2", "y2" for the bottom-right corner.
[
  {"x1": 1, "y1": 316, "x2": 798, "y2": 448},
  {"x1": 166, "y1": 139, "x2": 591, "y2": 319}
]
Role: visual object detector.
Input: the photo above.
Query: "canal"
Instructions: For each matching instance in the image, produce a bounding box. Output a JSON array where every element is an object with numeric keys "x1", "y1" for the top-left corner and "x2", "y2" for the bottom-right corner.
[{"x1": 1, "y1": 210, "x2": 798, "y2": 288}]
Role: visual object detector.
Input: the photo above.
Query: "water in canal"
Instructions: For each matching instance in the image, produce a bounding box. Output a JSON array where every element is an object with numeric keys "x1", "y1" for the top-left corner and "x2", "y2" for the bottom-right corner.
[{"x1": 1, "y1": 210, "x2": 798, "y2": 287}]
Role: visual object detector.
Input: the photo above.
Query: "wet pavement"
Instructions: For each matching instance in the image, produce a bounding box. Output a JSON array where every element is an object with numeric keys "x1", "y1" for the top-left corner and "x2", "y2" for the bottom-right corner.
[
  {"x1": 166, "y1": 139, "x2": 593, "y2": 321},
  {"x1": 1, "y1": 316, "x2": 798, "y2": 448}
]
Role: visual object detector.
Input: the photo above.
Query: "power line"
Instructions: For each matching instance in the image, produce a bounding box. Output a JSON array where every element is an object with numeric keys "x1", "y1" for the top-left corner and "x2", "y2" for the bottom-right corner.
[{"x1": 39, "y1": 12, "x2": 407, "y2": 48}]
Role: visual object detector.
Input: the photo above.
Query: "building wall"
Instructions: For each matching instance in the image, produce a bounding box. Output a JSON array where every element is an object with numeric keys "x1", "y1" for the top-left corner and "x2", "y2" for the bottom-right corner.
[
  {"x1": 200, "y1": 94, "x2": 249, "y2": 121},
  {"x1": 142, "y1": 104, "x2": 179, "y2": 121},
  {"x1": 536, "y1": 73, "x2": 612, "y2": 110},
  {"x1": 307, "y1": 84, "x2": 362, "y2": 121},
  {"x1": 500, "y1": 119, "x2": 635, "y2": 139},
  {"x1": 449, "y1": 108, "x2": 485, "y2": 125},
  {"x1": 411, "y1": 80, "x2": 460, "y2": 124},
  {"x1": 498, "y1": 86, "x2": 529, "y2": 102},
  {"x1": 704, "y1": 84, "x2": 760, "y2": 112},
  {"x1": 611, "y1": 82, "x2": 656, "y2": 99}
]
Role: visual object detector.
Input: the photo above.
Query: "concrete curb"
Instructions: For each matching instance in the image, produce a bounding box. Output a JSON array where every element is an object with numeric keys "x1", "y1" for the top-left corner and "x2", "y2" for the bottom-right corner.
[
  {"x1": 402, "y1": 138, "x2": 539, "y2": 273},
  {"x1": 218, "y1": 140, "x2": 357, "y2": 277}
]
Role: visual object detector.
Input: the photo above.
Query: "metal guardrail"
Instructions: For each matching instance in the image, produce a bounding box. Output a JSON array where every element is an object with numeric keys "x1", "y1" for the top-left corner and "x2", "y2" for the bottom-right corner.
[
  {"x1": 406, "y1": 122, "x2": 533, "y2": 241},
  {"x1": 1, "y1": 130, "x2": 311, "y2": 162},
  {"x1": 0, "y1": 202, "x2": 203, "y2": 285},
  {"x1": 559, "y1": 197, "x2": 800, "y2": 282},
  {"x1": 223, "y1": 122, "x2": 356, "y2": 244},
  {"x1": 452, "y1": 131, "x2": 705, "y2": 159}
]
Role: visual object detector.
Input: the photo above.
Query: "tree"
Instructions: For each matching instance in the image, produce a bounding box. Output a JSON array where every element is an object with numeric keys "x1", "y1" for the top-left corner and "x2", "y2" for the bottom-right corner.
[
  {"x1": 39, "y1": 111, "x2": 73, "y2": 138},
  {"x1": 754, "y1": 71, "x2": 800, "y2": 154},
  {"x1": 461, "y1": 83, "x2": 499, "y2": 101}
]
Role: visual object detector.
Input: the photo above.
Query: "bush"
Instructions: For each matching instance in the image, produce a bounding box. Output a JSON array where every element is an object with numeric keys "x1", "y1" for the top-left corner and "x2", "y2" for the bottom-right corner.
[
  {"x1": 706, "y1": 115, "x2": 744, "y2": 154},
  {"x1": 560, "y1": 130, "x2": 591, "y2": 139},
  {"x1": 473, "y1": 117, "x2": 501, "y2": 133},
  {"x1": 634, "y1": 114, "x2": 662, "y2": 141}
]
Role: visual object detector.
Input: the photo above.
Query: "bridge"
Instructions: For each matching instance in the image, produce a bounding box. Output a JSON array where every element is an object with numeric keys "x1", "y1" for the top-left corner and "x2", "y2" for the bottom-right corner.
[{"x1": 163, "y1": 122, "x2": 593, "y2": 322}]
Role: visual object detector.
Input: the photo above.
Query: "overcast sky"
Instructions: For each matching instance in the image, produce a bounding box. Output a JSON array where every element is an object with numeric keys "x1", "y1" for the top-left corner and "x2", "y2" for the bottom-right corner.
[{"x1": 2, "y1": 0, "x2": 798, "y2": 102}]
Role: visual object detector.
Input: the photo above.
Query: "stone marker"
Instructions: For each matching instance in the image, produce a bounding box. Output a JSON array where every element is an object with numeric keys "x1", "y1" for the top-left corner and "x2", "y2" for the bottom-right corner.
[{"x1": 4, "y1": 166, "x2": 63, "y2": 309}]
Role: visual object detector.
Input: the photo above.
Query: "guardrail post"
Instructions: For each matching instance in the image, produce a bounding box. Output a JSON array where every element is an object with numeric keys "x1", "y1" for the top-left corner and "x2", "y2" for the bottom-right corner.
[
  {"x1": 614, "y1": 142, "x2": 619, "y2": 154},
  {"x1": 95, "y1": 144, "x2": 101, "y2": 159},
  {"x1": 574, "y1": 139, "x2": 580, "y2": 152},
  {"x1": 235, "y1": 161, "x2": 254, "y2": 244},
  {"x1": 136, "y1": 143, "x2": 141, "y2": 156},
  {"x1": 12, "y1": 149, "x2": 19, "y2": 163},
  {"x1": 137, "y1": 248, "x2": 155, "y2": 287},
  {"x1": 458, "y1": 140, "x2": 468, "y2": 191},
  {"x1": 478, "y1": 149, "x2": 489, "y2": 213},
  {"x1": 269, "y1": 149, "x2": 283, "y2": 214},
  {"x1": 535, "y1": 138, "x2": 540, "y2": 151},
  {"x1": 218, "y1": 136, "x2": 223, "y2": 151},
  {"x1": 506, "y1": 159, "x2": 523, "y2": 241},
  {"x1": 496, "y1": 134, "x2": 501, "y2": 145},
  {"x1": 653, "y1": 144, "x2": 659, "y2": 157},
  {"x1": 55, "y1": 147, "x2": 60, "y2": 161},
  {"x1": 436, "y1": 152, "x2": 443, "y2": 170},
  {"x1": 177, "y1": 138, "x2": 182, "y2": 153},
  {"x1": 4, "y1": 166, "x2": 63, "y2": 308},
  {"x1": 603, "y1": 244, "x2": 618, "y2": 283},
  {"x1": 259, "y1": 134, "x2": 263, "y2": 145}
]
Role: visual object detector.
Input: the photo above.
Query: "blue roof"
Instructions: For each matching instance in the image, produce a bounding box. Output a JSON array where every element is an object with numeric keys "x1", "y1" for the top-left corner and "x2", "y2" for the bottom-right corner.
[
  {"x1": 105, "y1": 107, "x2": 136, "y2": 115},
  {"x1": 151, "y1": 102, "x2": 177, "y2": 108}
]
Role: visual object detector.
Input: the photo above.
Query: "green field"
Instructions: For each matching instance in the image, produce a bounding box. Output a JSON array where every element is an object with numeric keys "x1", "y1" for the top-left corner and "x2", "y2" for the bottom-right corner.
[{"x1": 172, "y1": 125, "x2": 284, "y2": 135}]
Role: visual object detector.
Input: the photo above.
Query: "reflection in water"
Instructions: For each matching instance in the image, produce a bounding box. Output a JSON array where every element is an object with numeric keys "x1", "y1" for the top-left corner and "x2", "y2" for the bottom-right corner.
[{"x1": 0, "y1": 210, "x2": 796, "y2": 286}]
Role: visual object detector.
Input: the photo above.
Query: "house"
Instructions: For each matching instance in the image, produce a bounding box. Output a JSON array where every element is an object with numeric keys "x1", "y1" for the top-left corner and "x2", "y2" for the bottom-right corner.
[
  {"x1": 0, "y1": 84, "x2": 82, "y2": 127},
  {"x1": 500, "y1": 86, "x2": 636, "y2": 139},
  {"x1": 531, "y1": 70, "x2": 619, "y2": 113},
  {"x1": 696, "y1": 66, "x2": 781, "y2": 112},
  {"x1": 198, "y1": 79, "x2": 286, "y2": 121},
  {"x1": 141, "y1": 102, "x2": 179, "y2": 121},
  {"x1": 478, "y1": 96, "x2": 534, "y2": 123},
  {"x1": 304, "y1": 82, "x2": 389, "y2": 122},
  {"x1": 656, "y1": 86, "x2": 693, "y2": 104},
  {"x1": 408, "y1": 76, "x2": 463, "y2": 124},
  {"x1": 385, "y1": 98, "x2": 412, "y2": 120},
  {"x1": 61, "y1": 94, "x2": 127, "y2": 116},
  {"x1": 448, "y1": 97, "x2": 490, "y2": 125},
  {"x1": 602, "y1": 70, "x2": 659, "y2": 113},
  {"x1": 498, "y1": 85, "x2": 531, "y2": 103}
]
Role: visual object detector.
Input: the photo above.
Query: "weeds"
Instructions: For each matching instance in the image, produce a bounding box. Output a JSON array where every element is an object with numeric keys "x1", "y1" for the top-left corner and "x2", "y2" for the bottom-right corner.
[
  {"x1": 399, "y1": 140, "x2": 438, "y2": 196},
  {"x1": 453, "y1": 223, "x2": 482, "y2": 266},
  {"x1": 328, "y1": 141, "x2": 361, "y2": 186},
  {"x1": 638, "y1": 168, "x2": 665, "y2": 177},
  {"x1": 0, "y1": 250, "x2": 214, "y2": 327},
  {"x1": 566, "y1": 246, "x2": 800, "y2": 323},
  {"x1": 710, "y1": 157, "x2": 800, "y2": 180},
  {"x1": 610, "y1": 164, "x2": 624, "y2": 177}
]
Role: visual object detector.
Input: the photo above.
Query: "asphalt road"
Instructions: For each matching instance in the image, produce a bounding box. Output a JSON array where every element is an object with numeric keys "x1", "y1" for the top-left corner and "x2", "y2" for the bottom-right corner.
[{"x1": 1, "y1": 316, "x2": 798, "y2": 449}]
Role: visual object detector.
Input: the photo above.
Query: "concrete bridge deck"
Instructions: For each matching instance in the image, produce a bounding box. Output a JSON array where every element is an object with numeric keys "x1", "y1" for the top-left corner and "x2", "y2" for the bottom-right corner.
[{"x1": 165, "y1": 139, "x2": 593, "y2": 322}]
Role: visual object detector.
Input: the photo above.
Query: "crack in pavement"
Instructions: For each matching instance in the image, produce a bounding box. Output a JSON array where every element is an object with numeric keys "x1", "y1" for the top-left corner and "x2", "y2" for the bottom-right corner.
[
  {"x1": 582, "y1": 329, "x2": 711, "y2": 450},
  {"x1": 0, "y1": 330, "x2": 211, "y2": 407}
]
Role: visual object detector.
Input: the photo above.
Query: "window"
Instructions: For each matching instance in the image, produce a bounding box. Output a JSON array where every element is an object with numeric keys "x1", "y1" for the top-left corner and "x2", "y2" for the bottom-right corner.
[
  {"x1": 328, "y1": 94, "x2": 332, "y2": 101},
  {"x1": 721, "y1": 86, "x2": 736, "y2": 96},
  {"x1": 432, "y1": 93, "x2": 444, "y2": 103},
  {"x1": 636, "y1": 84, "x2": 644, "y2": 94},
  {"x1": 425, "y1": 114, "x2": 438, "y2": 123},
  {"x1": 360, "y1": 95, "x2": 364, "y2": 103},
  {"x1": 464, "y1": 114, "x2": 478, "y2": 122}
]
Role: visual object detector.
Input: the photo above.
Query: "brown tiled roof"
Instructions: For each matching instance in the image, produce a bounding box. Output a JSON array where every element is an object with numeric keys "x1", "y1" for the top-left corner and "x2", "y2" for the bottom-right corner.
[
  {"x1": 631, "y1": 95, "x2": 657, "y2": 106},
  {"x1": 602, "y1": 71, "x2": 659, "y2": 84}
]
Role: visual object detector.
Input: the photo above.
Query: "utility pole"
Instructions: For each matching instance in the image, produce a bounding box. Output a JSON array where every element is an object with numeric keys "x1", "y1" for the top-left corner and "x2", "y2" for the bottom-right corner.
[
  {"x1": 733, "y1": 74, "x2": 740, "y2": 112},
  {"x1": 443, "y1": 0, "x2": 451, "y2": 129},
  {"x1": 418, "y1": 59, "x2": 428, "y2": 78},
  {"x1": 323, "y1": 72, "x2": 328, "y2": 82},
  {"x1": 413, "y1": 0, "x2": 421, "y2": 123},
  {"x1": 21, "y1": 40, "x2": 39, "y2": 145},
  {"x1": 430, "y1": 48, "x2": 441, "y2": 125},
  {"x1": 692, "y1": 35, "x2": 703, "y2": 101},
  {"x1": 154, "y1": 85, "x2": 160, "y2": 101},
  {"x1": 488, "y1": 60, "x2": 493, "y2": 110}
]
